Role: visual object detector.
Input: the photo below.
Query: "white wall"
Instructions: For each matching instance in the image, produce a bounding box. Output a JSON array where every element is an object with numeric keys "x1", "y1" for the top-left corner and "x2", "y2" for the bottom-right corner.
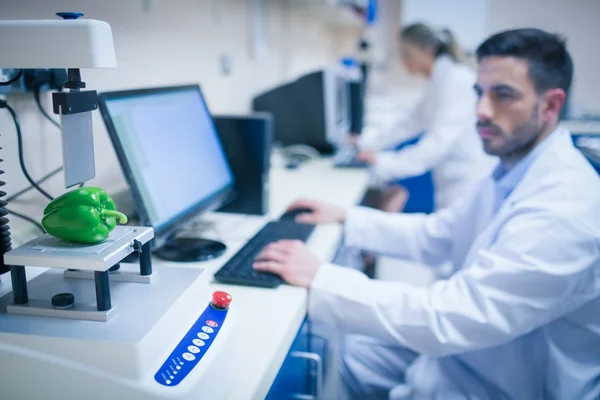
[
  {"x1": 401, "y1": 0, "x2": 491, "y2": 52},
  {"x1": 393, "y1": 0, "x2": 600, "y2": 116},
  {"x1": 0, "y1": 0, "x2": 361, "y2": 230},
  {"x1": 487, "y1": 0, "x2": 600, "y2": 117}
]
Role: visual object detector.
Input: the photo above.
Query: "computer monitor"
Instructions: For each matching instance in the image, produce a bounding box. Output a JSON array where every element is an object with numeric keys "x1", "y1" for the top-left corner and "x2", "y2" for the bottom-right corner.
[
  {"x1": 252, "y1": 68, "x2": 350, "y2": 154},
  {"x1": 98, "y1": 84, "x2": 235, "y2": 262}
]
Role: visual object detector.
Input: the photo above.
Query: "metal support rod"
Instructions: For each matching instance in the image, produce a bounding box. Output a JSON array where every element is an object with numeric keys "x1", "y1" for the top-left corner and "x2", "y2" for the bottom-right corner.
[
  {"x1": 140, "y1": 241, "x2": 153, "y2": 276},
  {"x1": 10, "y1": 265, "x2": 28, "y2": 304},
  {"x1": 94, "y1": 270, "x2": 111, "y2": 311}
]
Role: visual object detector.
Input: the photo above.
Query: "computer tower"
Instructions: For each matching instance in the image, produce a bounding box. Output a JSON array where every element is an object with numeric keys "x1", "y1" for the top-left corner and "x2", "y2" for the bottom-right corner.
[
  {"x1": 348, "y1": 80, "x2": 364, "y2": 135},
  {"x1": 252, "y1": 69, "x2": 349, "y2": 154},
  {"x1": 214, "y1": 114, "x2": 272, "y2": 216}
]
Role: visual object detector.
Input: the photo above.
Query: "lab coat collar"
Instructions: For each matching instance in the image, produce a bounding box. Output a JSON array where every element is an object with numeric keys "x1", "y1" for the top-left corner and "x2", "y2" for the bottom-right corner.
[
  {"x1": 492, "y1": 126, "x2": 565, "y2": 195},
  {"x1": 461, "y1": 127, "x2": 573, "y2": 271}
]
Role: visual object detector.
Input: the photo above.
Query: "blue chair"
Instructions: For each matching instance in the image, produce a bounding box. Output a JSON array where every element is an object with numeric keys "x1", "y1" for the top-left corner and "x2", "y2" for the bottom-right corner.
[
  {"x1": 387, "y1": 135, "x2": 435, "y2": 214},
  {"x1": 572, "y1": 134, "x2": 600, "y2": 175}
]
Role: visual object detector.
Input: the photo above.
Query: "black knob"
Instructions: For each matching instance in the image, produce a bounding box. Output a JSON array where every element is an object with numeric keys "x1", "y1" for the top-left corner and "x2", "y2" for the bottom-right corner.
[
  {"x1": 132, "y1": 239, "x2": 143, "y2": 253},
  {"x1": 52, "y1": 293, "x2": 75, "y2": 309}
]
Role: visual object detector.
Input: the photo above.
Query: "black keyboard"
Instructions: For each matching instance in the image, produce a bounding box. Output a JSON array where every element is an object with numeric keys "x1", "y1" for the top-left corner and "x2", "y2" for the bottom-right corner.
[{"x1": 213, "y1": 219, "x2": 316, "y2": 288}]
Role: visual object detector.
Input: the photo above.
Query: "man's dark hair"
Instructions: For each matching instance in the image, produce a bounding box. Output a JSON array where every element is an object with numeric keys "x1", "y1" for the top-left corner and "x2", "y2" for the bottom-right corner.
[{"x1": 476, "y1": 28, "x2": 573, "y2": 95}]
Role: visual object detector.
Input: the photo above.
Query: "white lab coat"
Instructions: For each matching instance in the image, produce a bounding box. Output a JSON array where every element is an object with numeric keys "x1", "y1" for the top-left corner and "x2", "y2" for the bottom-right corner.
[
  {"x1": 360, "y1": 56, "x2": 496, "y2": 209},
  {"x1": 310, "y1": 128, "x2": 600, "y2": 399}
]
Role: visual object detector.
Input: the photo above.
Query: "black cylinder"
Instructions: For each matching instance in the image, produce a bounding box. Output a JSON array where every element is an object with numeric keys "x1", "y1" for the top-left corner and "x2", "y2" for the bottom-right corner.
[
  {"x1": 64, "y1": 68, "x2": 86, "y2": 90},
  {"x1": 52, "y1": 293, "x2": 75, "y2": 309},
  {"x1": 140, "y1": 241, "x2": 153, "y2": 276},
  {"x1": 10, "y1": 265, "x2": 28, "y2": 304},
  {"x1": 94, "y1": 270, "x2": 111, "y2": 311}
]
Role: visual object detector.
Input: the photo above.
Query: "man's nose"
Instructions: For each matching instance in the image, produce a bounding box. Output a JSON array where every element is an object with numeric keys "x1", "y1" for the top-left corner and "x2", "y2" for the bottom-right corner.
[{"x1": 476, "y1": 94, "x2": 494, "y2": 122}]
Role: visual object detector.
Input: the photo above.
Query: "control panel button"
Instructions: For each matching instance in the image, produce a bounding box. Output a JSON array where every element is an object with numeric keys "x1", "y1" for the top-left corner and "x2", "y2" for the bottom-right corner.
[
  {"x1": 193, "y1": 339, "x2": 206, "y2": 347},
  {"x1": 197, "y1": 332, "x2": 209, "y2": 340},
  {"x1": 187, "y1": 345, "x2": 200, "y2": 354},
  {"x1": 182, "y1": 352, "x2": 195, "y2": 361},
  {"x1": 206, "y1": 320, "x2": 218, "y2": 327},
  {"x1": 166, "y1": 380, "x2": 171, "y2": 385},
  {"x1": 211, "y1": 291, "x2": 232, "y2": 309},
  {"x1": 202, "y1": 326, "x2": 214, "y2": 334}
]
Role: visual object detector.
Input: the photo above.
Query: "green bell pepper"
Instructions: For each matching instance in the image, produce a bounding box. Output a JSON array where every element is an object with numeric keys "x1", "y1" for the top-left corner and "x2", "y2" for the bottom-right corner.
[{"x1": 42, "y1": 187, "x2": 128, "y2": 244}]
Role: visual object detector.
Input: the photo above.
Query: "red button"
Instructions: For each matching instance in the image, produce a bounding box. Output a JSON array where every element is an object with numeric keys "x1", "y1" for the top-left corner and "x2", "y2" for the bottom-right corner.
[
  {"x1": 212, "y1": 291, "x2": 232, "y2": 309},
  {"x1": 206, "y1": 320, "x2": 219, "y2": 327}
]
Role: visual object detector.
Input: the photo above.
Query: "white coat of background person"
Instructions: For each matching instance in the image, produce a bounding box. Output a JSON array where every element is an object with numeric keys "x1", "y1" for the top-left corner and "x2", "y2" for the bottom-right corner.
[
  {"x1": 253, "y1": 29, "x2": 600, "y2": 399},
  {"x1": 356, "y1": 23, "x2": 496, "y2": 212}
]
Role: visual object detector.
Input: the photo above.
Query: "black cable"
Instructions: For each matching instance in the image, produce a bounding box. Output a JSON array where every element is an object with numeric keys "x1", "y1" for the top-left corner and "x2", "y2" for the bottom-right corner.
[
  {"x1": 0, "y1": 69, "x2": 23, "y2": 86},
  {"x1": 1, "y1": 94, "x2": 84, "y2": 202},
  {"x1": 34, "y1": 89, "x2": 60, "y2": 129},
  {"x1": 6, "y1": 166, "x2": 62, "y2": 202},
  {"x1": 6, "y1": 208, "x2": 45, "y2": 233},
  {"x1": 1, "y1": 101, "x2": 55, "y2": 201}
]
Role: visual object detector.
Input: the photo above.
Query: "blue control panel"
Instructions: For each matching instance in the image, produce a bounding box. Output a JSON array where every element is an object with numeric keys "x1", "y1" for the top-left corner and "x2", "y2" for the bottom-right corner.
[{"x1": 154, "y1": 304, "x2": 228, "y2": 386}]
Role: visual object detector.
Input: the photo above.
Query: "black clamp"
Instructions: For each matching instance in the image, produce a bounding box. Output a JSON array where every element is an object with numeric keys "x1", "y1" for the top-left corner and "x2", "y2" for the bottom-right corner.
[{"x1": 132, "y1": 239, "x2": 143, "y2": 254}]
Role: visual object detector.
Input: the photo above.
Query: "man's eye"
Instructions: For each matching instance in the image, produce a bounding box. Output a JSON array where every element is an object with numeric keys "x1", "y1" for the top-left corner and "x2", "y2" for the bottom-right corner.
[{"x1": 495, "y1": 92, "x2": 513, "y2": 100}]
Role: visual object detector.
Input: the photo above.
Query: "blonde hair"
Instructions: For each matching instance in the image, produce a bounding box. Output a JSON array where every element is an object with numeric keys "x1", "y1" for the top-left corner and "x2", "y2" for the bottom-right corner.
[{"x1": 401, "y1": 23, "x2": 462, "y2": 62}]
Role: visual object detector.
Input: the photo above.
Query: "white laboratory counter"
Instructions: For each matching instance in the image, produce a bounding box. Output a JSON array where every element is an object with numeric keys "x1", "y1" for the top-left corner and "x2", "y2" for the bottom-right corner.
[
  {"x1": 155, "y1": 158, "x2": 369, "y2": 399},
  {"x1": 0, "y1": 158, "x2": 368, "y2": 399}
]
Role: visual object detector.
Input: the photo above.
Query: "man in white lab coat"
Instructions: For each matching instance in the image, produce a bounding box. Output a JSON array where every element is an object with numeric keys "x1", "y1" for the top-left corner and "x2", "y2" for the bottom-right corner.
[{"x1": 254, "y1": 28, "x2": 600, "y2": 399}]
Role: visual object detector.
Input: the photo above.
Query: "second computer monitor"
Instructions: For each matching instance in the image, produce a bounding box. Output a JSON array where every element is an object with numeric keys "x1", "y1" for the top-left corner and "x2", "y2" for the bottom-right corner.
[{"x1": 252, "y1": 68, "x2": 350, "y2": 154}]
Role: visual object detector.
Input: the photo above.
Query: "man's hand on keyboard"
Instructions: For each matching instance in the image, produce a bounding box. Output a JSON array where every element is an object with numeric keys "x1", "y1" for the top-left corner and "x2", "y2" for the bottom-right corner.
[
  {"x1": 286, "y1": 199, "x2": 346, "y2": 224},
  {"x1": 356, "y1": 151, "x2": 377, "y2": 165},
  {"x1": 348, "y1": 134, "x2": 360, "y2": 146},
  {"x1": 253, "y1": 240, "x2": 320, "y2": 288}
]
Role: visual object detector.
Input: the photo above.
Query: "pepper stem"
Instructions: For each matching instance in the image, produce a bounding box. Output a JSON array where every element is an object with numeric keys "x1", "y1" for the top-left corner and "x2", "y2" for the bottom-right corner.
[{"x1": 102, "y1": 210, "x2": 128, "y2": 224}]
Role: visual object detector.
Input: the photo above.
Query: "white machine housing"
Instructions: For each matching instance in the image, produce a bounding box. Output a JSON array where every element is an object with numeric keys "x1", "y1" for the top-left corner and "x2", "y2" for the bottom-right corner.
[
  {"x1": 0, "y1": 265, "x2": 235, "y2": 400},
  {"x1": 0, "y1": 16, "x2": 118, "y2": 186},
  {"x1": 0, "y1": 19, "x2": 117, "y2": 68}
]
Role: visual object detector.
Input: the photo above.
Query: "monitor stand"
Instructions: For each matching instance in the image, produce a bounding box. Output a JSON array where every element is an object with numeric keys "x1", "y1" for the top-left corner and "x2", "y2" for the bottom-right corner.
[{"x1": 154, "y1": 237, "x2": 227, "y2": 262}]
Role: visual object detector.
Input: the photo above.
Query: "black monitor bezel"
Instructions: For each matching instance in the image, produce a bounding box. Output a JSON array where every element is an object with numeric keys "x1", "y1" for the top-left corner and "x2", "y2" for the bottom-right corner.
[{"x1": 98, "y1": 84, "x2": 236, "y2": 246}]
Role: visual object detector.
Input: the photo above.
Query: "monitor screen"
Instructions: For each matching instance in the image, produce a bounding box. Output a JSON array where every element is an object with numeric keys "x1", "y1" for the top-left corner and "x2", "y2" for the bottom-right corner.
[{"x1": 99, "y1": 85, "x2": 234, "y2": 238}]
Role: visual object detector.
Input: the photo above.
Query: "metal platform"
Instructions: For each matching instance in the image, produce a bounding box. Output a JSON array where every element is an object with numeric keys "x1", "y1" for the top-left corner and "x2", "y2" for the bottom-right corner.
[
  {"x1": 4, "y1": 226, "x2": 154, "y2": 272},
  {"x1": 3, "y1": 226, "x2": 155, "y2": 317}
]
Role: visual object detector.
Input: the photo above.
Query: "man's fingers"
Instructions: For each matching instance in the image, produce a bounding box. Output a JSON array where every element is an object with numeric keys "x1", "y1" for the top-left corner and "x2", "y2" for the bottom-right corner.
[
  {"x1": 253, "y1": 260, "x2": 283, "y2": 275},
  {"x1": 255, "y1": 246, "x2": 288, "y2": 263},
  {"x1": 275, "y1": 240, "x2": 303, "y2": 249},
  {"x1": 296, "y1": 213, "x2": 318, "y2": 224},
  {"x1": 356, "y1": 152, "x2": 371, "y2": 161},
  {"x1": 287, "y1": 199, "x2": 316, "y2": 212}
]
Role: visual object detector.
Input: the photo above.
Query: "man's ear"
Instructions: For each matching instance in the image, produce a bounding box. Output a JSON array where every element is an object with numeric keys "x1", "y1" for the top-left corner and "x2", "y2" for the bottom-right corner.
[{"x1": 541, "y1": 88, "x2": 567, "y2": 121}]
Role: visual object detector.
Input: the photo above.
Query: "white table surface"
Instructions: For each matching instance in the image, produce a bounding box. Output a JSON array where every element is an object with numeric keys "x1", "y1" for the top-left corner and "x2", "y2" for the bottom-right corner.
[{"x1": 178, "y1": 159, "x2": 369, "y2": 399}]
